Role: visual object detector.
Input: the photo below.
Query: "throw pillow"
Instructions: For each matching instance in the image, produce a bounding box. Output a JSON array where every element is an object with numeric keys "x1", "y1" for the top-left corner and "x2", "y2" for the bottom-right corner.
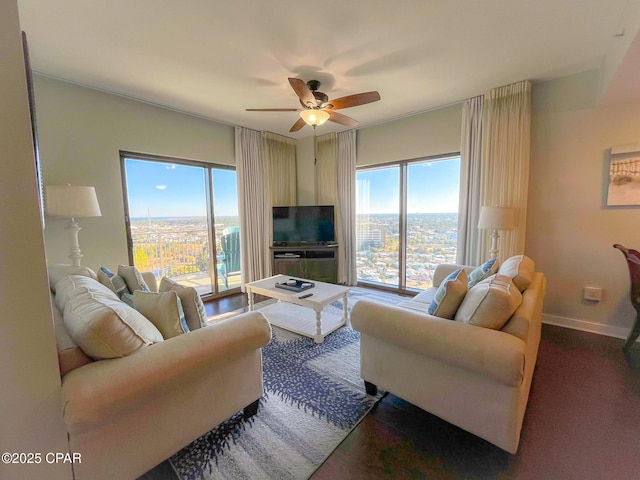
[
  {"x1": 55, "y1": 275, "x2": 163, "y2": 360},
  {"x1": 121, "y1": 292, "x2": 135, "y2": 308},
  {"x1": 159, "y1": 277, "x2": 209, "y2": 330},
  {"x1": 427, "y1": 269, "x2": 468, "y2": 319},
  {"x1": 48, "y1": 264, "x2": 97, "y2": 293},
  {"x1": 454, "y1": 274, "x2": 522, "y2": 329},
  {"x1": 468, "y1": 258, "x2": 499, "y2": 288},
  {"x1": 97, "y1": 266, "x2": 130, "y2": 298},
  {"x1": 52, "y1": 293, "x2": 93, "y2": 376},
  {"x1": 118, "y1": 264, "x2": 151, "y2": 293},
  {"x1": 497, "y1": 255, "x2": 535, "y2": 292},
  {"x1": 133, "y1": 290, "x2": 189, "y2": 339}
]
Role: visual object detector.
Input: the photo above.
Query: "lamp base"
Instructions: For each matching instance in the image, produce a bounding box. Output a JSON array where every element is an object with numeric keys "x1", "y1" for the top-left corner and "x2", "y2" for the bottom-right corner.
[
  {"x1": 489, "y1": 229, "x2": 500, "y2": 260},
  {"x1": 65, "y1": 218, "x2": 83, "y2": 266}
]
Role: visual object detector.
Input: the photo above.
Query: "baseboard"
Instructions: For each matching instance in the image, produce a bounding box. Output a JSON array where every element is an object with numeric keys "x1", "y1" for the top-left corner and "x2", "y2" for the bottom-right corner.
[{"x1": 542, "y1": 313, "x2": 636, "y2": 342}]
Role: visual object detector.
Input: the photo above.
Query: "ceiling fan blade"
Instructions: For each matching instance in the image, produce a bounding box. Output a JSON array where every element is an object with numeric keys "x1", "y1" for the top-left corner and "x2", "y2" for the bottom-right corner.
[
  {"x1": 288, "y1": 78, "x2": 317, "y2": 107},
  {"x1": 326, "y1": 91, "x2": 380, "y2": 110},
  {"x1": 328, "y1": 110, "x2": 359, "y2": 127},
  {"x1": 289, "y1": 117, "x2": 307, "y2": 132},
  {"x1": 246, "y1": 108, "x2": 299, "y2": 112}
]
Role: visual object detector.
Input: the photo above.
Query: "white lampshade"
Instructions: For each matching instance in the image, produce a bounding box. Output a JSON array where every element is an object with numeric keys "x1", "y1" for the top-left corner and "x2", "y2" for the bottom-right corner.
[
  {"x1": 45, "y1": 185, "x2": 102, "y2": 218},
  {"x1": 300, "y1": 109, "x2": 330, "y2": 126},
  {"x1": 478, "y1": 206, "x2": 515, "y2": 230}
]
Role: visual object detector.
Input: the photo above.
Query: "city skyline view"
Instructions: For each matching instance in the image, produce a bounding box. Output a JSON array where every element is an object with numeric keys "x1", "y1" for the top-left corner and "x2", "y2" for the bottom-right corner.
[{"x1": 124, "y1": 156, "x2": 461, "y2": 292}]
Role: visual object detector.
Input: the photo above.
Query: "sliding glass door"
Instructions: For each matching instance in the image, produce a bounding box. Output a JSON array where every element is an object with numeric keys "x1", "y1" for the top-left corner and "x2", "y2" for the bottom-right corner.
[
  {"x1": 356, "y1": 166, "x2": 400, "y2": 287},
  {"x1": 121, "y1": 154, "x2": 240, "y2": 297},
  {"x1": 356, "y1": 154, "x2": 460, "y2": 291}
]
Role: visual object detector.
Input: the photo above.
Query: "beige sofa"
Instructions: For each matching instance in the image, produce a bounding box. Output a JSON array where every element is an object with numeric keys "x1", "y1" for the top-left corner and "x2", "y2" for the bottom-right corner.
[
  {"x1": 351, "y1": 258, "x2": 546, "y2": 454},
  {"x1": 48, "y1": 265, "x2": 271, "y2": 480}
]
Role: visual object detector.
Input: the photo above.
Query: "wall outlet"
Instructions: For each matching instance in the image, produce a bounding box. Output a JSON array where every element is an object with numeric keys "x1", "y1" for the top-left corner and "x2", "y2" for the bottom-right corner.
[{"x1": 583, "y1": 286, "x2": 603, "y2": 302}]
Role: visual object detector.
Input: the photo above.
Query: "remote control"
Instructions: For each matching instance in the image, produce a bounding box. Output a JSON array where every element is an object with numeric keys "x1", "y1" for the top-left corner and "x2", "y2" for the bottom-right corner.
[{"x1": 298, "y1": 293, "x2": 313, "y2": 299}]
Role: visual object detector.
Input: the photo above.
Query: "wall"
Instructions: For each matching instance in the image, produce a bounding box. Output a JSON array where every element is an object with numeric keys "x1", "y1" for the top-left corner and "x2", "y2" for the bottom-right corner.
[
  {"x1": 34, "y1": 75, "x2": 235, "y2": 271},
  {"x1": 528, "y1": 69, "x2": 640, "y2": 337},
  {"x1": 356, "y1": 104, "x2": 463, "y2": 165},
  {"x1": 0, "y1": 1, "x2": 72, "y2": 478}
]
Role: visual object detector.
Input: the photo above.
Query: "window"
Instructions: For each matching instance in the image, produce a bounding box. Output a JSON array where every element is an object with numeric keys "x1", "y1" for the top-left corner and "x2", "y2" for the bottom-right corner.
[
  {"x1": 121, "y1": 153, "x2": 240, "y2": 297},
  {"x1": 356, "y1": 154, "x2": 460, "y2": 291}
]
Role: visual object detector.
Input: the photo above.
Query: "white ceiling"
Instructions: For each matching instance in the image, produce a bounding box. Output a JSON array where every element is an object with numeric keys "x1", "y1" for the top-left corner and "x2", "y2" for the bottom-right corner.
[{"x1": 17, "y1": 0, "x2": 634, "y2": 139}]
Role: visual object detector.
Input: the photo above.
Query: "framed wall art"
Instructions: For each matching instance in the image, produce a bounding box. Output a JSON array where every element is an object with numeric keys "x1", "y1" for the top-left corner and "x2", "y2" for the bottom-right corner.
[{"x1": 606, "y1": 144, "x2": 640, "y2": 207}]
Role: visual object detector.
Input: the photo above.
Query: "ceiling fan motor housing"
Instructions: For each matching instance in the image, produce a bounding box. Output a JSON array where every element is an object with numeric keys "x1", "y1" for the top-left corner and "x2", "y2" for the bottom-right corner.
[{"x1": 306, "y1": 80, "x2": 329, "y2": 107}]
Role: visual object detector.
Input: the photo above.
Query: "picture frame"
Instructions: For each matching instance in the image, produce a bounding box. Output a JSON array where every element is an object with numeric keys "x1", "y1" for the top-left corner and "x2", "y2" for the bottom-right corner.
[{"x1": 606, "y1": 144, "x2": 640, "y2": 207}]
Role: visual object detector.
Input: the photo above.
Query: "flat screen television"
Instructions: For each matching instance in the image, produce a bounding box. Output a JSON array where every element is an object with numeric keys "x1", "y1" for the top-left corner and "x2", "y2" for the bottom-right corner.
[{"x1": 273, "y1": 205, "x2": 335, "y2": 245}]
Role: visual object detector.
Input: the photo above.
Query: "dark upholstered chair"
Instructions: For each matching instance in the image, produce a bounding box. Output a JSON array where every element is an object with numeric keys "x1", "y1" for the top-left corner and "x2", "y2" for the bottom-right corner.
[{"x1": 613, "y1": 244, "x2": 640, "y2": 352}]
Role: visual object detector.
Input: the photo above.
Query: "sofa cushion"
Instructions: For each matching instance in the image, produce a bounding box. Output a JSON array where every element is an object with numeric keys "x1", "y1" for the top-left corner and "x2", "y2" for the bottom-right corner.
[
  {"x1": 55, "y1": 275, "x2": 163, "y2": 360},
  {"x1": 133, "y1": 290, "x2": 189, "y2": 339},
  {"x1": 468, "y1": 258, "x2": 499, "y2": 288},
  {"x1": 118, "y1": 265, "x2": 151, "y2": 293},
  {"x1": 97, "y1": 266, "x2": 130, "y2": 298},
  {"x1": 427, "y1": 269, "x2": 468, "y2": 319},
  {"x1": 498, "y1": 255, "x2": 535, "y2": 292},
  {"x1": 159, "y1": 277, "x2": 209, "y2": 330},
  {"x1": 455, "y1": 274, "x2": 522, "y2": 329},
  {"x1": 48, "y1": 264, "x2": 97, "y2": 293}
]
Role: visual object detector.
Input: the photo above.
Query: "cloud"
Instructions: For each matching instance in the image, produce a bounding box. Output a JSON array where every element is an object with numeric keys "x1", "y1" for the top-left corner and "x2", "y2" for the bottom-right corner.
[{"x1": 155, "y1": 185, "x2": 167, "y2": 190}]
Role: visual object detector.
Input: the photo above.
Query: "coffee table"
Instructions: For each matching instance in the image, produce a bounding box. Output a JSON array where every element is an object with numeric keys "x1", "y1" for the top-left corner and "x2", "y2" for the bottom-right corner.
[{"x1": 245, "y1": 274, "x2": 350, "y2": 343}]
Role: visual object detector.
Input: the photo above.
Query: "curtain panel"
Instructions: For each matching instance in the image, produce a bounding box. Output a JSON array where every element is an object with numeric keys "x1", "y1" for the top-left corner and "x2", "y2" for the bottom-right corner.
[
  {"x1": 478, "y1": 80, "x2": 532, "y2": 262},
  {"x1": 315, "y1": 131, "x2": 357, "y2": 284},
  {"x1": 235, "y1": 126, "x2": 270, "y2": 286},
  {"x1": 337, "y1": 130, "x2": 357, "y2": 285},
  {"x1": 262, "y1": 131, "x2": 297, "y2": 207},
  {"x1": 458, "y1": 95, "x2": 484, "y2": 265}
]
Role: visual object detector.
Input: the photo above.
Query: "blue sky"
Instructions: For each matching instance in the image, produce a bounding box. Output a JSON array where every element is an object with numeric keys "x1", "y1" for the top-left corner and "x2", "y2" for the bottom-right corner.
[
  {"x1": 125, "y1": 156, "x2": 460, "y2": 217},
  {"x1": 357, "y1": 157, "x2": 460, "y2": 214},
  {"x1": 125, "y1": 159, "x2": 239, "y2": 218}
]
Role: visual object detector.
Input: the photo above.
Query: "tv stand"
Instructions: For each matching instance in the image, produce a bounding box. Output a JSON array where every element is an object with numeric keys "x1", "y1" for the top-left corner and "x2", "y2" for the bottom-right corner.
[{"x1": 271, "y1": 244, "x2": 338, "y2": 284}]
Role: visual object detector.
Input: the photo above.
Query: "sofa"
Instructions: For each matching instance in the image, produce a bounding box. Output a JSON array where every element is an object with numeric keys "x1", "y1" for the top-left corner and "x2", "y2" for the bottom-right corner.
[
  {"x1": 48, "y1": 264, "x2": 272, "y2": 480},
  {"x1": 351, "y1": 255, "x2": 546, "y2": 454}
]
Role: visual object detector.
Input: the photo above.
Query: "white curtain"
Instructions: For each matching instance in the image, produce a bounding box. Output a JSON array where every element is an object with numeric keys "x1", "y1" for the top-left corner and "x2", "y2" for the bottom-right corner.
[
  {"x1": 262, "y1": 131, "x2": 297, "y2": 207},
  {"x1": 315, "y1": 132, "x2": 337, "y2": 203},
  {"x1": 478, "y1": 81, "x2": 532, "y2": 261},
  {"x1": 315, "y1": 132, "x2": 350, "y2": 284},
  {"x1": 235, "y1": 126, "x2": 270, "y2": 286},
  {"x1": 458, "y1": 95, "x2": 484, "y2": 265},
  {"x1": 337, "y1": 130, "x2": 357, "y2": 285}
]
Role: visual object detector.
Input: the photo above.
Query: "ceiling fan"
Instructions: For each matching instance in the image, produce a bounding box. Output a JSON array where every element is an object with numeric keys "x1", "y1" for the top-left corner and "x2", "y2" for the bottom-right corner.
[{"x1": 246, "y1": 78, "x2": 381, "y2": 132}]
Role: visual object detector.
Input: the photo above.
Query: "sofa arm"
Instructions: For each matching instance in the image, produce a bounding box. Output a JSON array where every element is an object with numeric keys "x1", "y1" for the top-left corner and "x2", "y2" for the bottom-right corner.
[
  {"x1": 61, "y1": 311, "x2": 271, "y2": 431},
  {"x1": 351, "y1": 300, "x2": 525, "y2": 386}
]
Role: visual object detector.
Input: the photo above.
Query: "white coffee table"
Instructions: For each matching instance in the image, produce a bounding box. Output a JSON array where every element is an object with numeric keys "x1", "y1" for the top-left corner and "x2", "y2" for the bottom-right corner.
[{"x1": 245, "y1": 274, "x2": 350, "y2": 343}]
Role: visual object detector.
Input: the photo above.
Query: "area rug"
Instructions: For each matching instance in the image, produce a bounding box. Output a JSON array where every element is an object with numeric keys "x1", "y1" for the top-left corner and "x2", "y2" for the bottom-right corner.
[{"x1": 169, "y1": 287, "x2": 407, "y2": 480}]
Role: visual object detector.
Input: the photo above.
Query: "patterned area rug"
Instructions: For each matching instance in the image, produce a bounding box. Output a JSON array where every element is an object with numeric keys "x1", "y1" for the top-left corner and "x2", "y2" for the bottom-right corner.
[{"x1": 169, "y1": 287, "x2": 408, "y2": 480}]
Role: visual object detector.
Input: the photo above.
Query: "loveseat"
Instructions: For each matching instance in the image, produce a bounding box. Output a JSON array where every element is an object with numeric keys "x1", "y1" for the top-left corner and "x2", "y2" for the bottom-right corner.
[
  {"x1": 351, "y1": 255, "x2": 546, "y2": 454},
  {"x1": 48, "y1": 265, "x2": 272, "y2": 480}
]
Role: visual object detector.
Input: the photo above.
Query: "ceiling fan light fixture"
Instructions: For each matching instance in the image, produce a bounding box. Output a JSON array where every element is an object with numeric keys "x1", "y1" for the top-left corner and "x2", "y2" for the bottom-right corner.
[{"x1": 300, "y1": 109, "x2": 330, "y2": 127}]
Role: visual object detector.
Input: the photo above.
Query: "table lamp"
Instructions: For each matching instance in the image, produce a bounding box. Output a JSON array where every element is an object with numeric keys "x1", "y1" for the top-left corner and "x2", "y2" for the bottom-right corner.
[
  {"x1": 45, "y1": 185, "x2": 102, "y2": 266},
  {"x1": 478, "y1": 206, "x2": 515, "y2": 260}
]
